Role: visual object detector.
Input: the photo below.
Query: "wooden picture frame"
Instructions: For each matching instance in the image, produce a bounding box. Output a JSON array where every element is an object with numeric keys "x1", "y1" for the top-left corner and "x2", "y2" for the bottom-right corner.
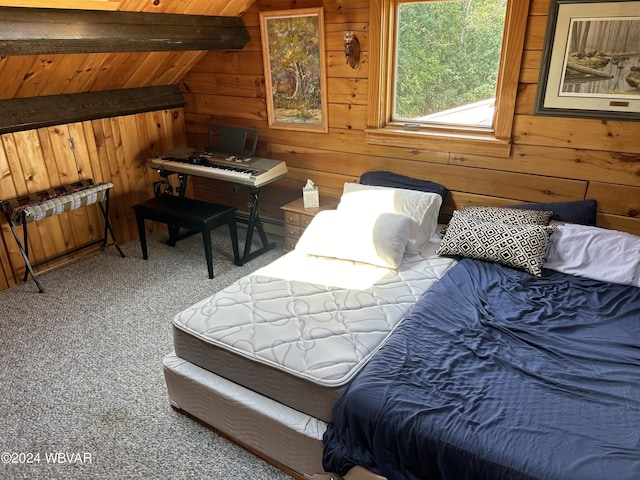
[
  {"x1": 259, "y1": 7, "x2": 328, "y2": 132},
  {"x1": 535, "y1": 0, "x2": 640, "y2": 121}
]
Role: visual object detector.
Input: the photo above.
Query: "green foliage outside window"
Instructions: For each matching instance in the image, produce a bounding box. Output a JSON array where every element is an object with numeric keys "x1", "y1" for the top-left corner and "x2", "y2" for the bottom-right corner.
[{"x1": 395, "y1": 0, "x2": 507, "y2": 120}]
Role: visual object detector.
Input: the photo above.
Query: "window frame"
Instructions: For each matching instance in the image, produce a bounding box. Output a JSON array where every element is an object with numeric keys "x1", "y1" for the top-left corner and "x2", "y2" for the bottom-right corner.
[{"x1": 366, "y1": 0, "x2": 531, "y2": 158}]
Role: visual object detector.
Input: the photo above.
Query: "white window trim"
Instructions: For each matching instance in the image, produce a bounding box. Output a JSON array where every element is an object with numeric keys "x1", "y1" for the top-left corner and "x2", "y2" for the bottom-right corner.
[{"x1": 366, "y1": 0, "x2": 531, "y2": 158}]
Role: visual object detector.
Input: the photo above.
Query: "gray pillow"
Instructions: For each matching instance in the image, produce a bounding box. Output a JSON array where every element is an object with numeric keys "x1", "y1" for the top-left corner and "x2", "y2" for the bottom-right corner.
[
  {"x1": 507, "y1": 199, "x2": 597, "y2": 226},
  {"x1": 359, "y1": 171, "x2": 448, "y2": 201}
]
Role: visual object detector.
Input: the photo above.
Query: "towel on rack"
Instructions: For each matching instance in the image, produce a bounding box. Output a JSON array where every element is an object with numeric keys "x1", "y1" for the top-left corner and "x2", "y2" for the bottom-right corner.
[{"x1": 10, "y1": 182, "x2": 113, "y2": 224}]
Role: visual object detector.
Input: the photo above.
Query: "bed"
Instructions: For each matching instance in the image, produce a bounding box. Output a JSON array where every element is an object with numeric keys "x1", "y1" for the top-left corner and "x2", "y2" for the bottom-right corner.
[
  {"x1": 163, "y1": 172, "x2": 454, "y2": 477},
  {"x1": 163, "y1": 172, "x2": 640, "y2": 479},
  {"x1": 322, "y1": 206, "x2": 640, "y2": 480}
]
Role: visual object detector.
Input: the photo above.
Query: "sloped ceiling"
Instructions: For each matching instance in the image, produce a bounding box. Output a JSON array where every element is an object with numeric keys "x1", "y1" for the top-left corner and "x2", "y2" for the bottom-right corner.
[{"x1": 0, "y1": 0, "x2": 256, "y2": 100}]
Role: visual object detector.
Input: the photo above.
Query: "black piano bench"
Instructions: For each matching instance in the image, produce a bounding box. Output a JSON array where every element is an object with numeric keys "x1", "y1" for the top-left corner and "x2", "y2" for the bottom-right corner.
[{"x1": 132, "y1": 195, "x2": 241, "y2": 279}]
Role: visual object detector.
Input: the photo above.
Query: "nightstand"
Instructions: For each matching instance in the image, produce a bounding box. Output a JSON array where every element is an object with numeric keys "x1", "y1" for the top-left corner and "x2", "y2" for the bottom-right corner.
[{"x1": 281, "y1": 197, "x2": 338, "y2": 251}]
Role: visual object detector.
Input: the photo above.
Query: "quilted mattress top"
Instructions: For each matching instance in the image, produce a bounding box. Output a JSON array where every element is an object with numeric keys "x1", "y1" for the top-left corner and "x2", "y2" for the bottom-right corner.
[{"x1": 172, "y1": 239, "x2": 456, "y2": 388}]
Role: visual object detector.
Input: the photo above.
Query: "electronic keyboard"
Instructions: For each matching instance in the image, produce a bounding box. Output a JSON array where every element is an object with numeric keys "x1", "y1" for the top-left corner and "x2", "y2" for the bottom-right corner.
[{"x1": 149, "y1": 147, "x2": 287, "y2": 188}]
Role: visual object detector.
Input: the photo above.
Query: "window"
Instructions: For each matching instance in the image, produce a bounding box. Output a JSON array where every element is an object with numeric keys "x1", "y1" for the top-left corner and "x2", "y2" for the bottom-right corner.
[
  {"x1": 395, "y1": 1, "x2": 506, "y2": 128},
  {"x1": 367, "y1": 0, "x2": 531, "y2": 157}
]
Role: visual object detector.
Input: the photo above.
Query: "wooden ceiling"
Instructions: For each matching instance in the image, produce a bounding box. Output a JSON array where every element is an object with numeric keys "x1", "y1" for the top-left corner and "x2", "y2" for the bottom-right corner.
[{"x1": 0, "y1": 0, "x2": 257, "y2": 100}]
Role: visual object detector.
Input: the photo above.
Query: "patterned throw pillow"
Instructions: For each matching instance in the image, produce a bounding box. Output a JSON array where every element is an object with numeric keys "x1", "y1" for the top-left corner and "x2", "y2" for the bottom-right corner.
[
  {"x1": 436, "y1": 211, "x2": 550, "y2": 276},
  {"x1": 460, "y1": 205, "x2": 553, "y2": 225}
]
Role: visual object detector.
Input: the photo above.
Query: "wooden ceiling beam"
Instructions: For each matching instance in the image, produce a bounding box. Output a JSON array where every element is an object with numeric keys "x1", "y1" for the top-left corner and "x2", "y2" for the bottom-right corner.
[
  {"x1": 0, "y1": 7, "x2": 250, "y2": 55},
  {"x1": 0, "y1": 85, "x2": 186, "y2": 134}
]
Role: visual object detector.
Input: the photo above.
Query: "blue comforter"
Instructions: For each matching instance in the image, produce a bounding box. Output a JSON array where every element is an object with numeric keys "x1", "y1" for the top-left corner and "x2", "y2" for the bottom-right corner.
[{"x1": 323, "y1": 258, "x2": 640, "y2": 480}]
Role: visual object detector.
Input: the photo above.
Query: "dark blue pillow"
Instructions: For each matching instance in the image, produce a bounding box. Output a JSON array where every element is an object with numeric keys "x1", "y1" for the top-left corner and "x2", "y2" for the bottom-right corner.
[
  {"x1": 508, "y1": 199, "x2": 597, "y2": 225},
  {"x1": 359, "y1": 171, "x2": 448, "y2": 200}
]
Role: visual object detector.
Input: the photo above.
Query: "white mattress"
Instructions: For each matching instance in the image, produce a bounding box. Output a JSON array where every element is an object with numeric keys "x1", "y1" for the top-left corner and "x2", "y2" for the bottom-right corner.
[{"x1": 172, "y1": 235, "x2": 456, "y2": 421}]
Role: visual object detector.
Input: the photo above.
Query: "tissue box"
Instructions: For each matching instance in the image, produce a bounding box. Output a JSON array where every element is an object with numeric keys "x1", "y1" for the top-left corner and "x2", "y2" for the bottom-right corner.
[{"x1": 303, "y1": 187, "x2": 319, "y2": 209}]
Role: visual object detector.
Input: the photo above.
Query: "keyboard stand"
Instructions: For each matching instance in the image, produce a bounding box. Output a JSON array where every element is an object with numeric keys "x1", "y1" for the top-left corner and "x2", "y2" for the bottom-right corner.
[{"x1": 233, "y1": 185, "x2": 276, "y2": 265}]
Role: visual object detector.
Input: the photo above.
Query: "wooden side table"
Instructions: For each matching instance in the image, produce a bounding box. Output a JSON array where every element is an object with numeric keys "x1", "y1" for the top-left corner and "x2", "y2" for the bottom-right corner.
[{"x1": 281, "y1": 197, "x2": 338, "y2": 252}]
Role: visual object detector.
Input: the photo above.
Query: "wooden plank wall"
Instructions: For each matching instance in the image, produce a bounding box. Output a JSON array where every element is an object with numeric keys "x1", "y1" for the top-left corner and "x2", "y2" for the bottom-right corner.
[
  {"x1": 0, "y1": 0, "x2": 255, "y2": 292},
  {"x1": 182, "y1": 0, "x2": 640, "y2": 236},
  {"x1": 0, "y1": 108, "x2": 186, "y2": 290}
]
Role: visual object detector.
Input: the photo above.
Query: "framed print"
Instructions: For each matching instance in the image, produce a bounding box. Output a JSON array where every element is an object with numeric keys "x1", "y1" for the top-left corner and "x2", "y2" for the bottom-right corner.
[
  {"x1": 535, "y1": 0, "x2": 640, "y2": 120},
  {"x1": 260, "y1": 8, "x2": 328, "y2": 132}
]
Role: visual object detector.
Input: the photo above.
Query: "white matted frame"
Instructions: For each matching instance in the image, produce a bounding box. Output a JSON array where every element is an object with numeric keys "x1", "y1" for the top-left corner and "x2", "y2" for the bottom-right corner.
[
  {"x1": 536, "y1": 0, "x2": 640, "y2": 120},
  {"x1": 259, "y1": 7, "x2": 328, "y2": 132}
]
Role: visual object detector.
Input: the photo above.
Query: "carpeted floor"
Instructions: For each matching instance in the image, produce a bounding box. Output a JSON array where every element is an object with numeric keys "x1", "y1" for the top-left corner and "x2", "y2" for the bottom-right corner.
[{"x1": 0, "y1": 227, "x2": 293, "y2": 479}]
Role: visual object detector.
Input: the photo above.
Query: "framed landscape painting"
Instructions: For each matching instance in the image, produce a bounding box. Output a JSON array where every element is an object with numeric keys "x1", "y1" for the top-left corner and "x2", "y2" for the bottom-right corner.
[
  {"x1": 259, "y1": 8, "x2": 328, "y2": 132},
  {"x1": 536, "y1": 0, "x2": 640, "y2": 120}
]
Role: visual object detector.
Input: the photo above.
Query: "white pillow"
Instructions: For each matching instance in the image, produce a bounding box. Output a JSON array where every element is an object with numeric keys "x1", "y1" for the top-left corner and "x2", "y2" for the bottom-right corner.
[
  {"x1": 295, "y1": 209, "x2": 412, "y2": 268},
  {"x1": 544, "y1": 224, "x2": 640, "y2": 286},
  {"x1": 338, "y1": 182, "x2": 442, "y2": 254}
]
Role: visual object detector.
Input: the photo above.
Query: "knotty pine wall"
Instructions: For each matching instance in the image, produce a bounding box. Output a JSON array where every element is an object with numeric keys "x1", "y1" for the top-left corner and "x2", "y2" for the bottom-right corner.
[
  {"x1": 0, "y1": 109, "x2": 186, "y2": 291},
  {"x1": 0, "y1": 0, "x2": 255, "y2": 291},
  {"x1": 183, "y1": 0, "x2": 640, "y2": 237}
]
